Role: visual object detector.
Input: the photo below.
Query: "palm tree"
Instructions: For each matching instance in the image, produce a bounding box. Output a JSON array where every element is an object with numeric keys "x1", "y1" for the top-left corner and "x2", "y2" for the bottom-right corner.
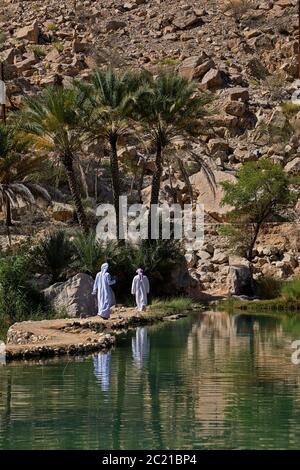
[
  {"x1": 134, "y1": 73, "x2": 210, "y2": 238},
  {"x1": 87, "y1": 68, "x2": 148, "y2": 239},
  {"x1": 16, "y1": 86, "x2": 90, "y2": 233},
  {"x1": 0, "y1": 125, "x2": 50, "y2": 243}
]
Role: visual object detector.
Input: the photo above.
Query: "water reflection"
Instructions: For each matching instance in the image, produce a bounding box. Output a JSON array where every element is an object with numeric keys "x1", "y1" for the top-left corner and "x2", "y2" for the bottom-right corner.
[
  {"x1": 132, "y1": 328, "x2": 150, "y2": 369},
  {"x1": 93, "y1": 351, "x2": 112, "y2": 392},
  {"x1": 1, "y1": 311, "x2": 300, "y2": 449},
  {"x1": 0, "y1": 341, "x2": 6, "y2": 366}
]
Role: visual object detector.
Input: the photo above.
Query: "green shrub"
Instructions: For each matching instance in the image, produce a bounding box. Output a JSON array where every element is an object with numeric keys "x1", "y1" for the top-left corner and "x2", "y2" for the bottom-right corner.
[
  {"x1": 73, "y1": 235, "x2": 185, "y2": 300},
  {"x1": 281, "y1": 102, "x2": 300, "y2": 119},
  {"x1": 46, "y1": 22, "x2": 57, "y2": 32},
  {"x1": 30, "y1": 45, "x2": 46, "y2": 59},
  {"x1": 32, "y1": 231, "x2": 74, "y2": 283},
  {"x1": 281, "y1": 278, "x2": 300, "y2": 302},
  {"x1": 256, "y1": 276, "x2": 282, "y2": 300},
  {"x1": 73, "y1": 231, "x2": 113, "y2": 277},
  {"x1": 52, "y1": 41, "x2": 64, "y2": 53},
  {"x1": 150, "y1": 297, "x2": 193, "y2": 313},
  {"x1": 0, "y1": 254, "x2": 46, "y2": 324}
]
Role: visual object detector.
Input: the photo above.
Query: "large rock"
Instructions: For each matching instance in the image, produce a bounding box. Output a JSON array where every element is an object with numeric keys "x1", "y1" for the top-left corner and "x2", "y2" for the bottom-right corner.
[
  {"x1": 15, "y1": 21, "x2": 39, "y2": 43},
  {"x1": 284, "y1": 157, "x2": 300, "y2": 175},
  {"x1": 190, "y1": 169, "x2": 236, "y2": 221},
  {"x1": 228, "y1": 264, "x2": 254, "y2": 296},
  {"x1": 173, "y1": 13, "x2": 202, "y2": 30},
  {"x1": 212, "y1": 249, "x2": 228, "y2": 264},
  {"x1": 179, "y1": 54, "x2": 214, "y2": 81},
  {"x1": 227, "y1": 87, "x2": 249, "y2": 102},
  {"x1": 51, "y1": 202, "x2": 74, "y2": 222},
  {"x1": 43, "y1": 273, "x2": 97, "y2": 318},
  {"x1": 225, "y1": 100, "x2": 247, "y2": 117},
  {"x1": 201, "y1": 69, "x2": 226, "y2": 89}
]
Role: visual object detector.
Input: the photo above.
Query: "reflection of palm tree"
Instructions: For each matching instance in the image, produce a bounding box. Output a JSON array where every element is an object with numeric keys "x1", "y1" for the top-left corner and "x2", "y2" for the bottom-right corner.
[
  {"x1": 132, "y1": 328, "x2": 150, "y2": 369},
  {"x1": 93, "y1": 352, "x2": 111, "y2": 392},
  {"x1": 147, "y1": 354, "x2": 164, "y2": 449},
  {"x1": 112, "y1": 354, "x2": 127, "y2": 450},
  {"x1": 0, "y1": 373, "x2": 12, "y2": 449}
]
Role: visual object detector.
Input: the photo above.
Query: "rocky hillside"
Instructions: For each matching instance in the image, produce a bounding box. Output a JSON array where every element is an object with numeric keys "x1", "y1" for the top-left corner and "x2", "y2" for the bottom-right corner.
[{"x1": 1, "y1": 0, "x2": 300, "y2": 296}]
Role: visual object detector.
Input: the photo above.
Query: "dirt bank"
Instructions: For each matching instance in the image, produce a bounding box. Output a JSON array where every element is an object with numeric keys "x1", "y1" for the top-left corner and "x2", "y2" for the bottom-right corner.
[{"x1": 5, "y1": 306, "x2": 187, "y2": 360}]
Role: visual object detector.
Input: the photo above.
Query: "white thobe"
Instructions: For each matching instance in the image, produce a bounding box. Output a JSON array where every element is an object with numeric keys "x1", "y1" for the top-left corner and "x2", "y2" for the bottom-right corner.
[
  {"x1": 93, "y1": 352, "x2": 111, "y2": 392},
  {"x1": 131, "y1": 274, "x2": 150, "y2": 311},
  {"x1": 132, "y1": 327, "x2": 150, "y2": 368},
  {"x1": 92, "y1": 271, "x2": 116, "y2": 318}
]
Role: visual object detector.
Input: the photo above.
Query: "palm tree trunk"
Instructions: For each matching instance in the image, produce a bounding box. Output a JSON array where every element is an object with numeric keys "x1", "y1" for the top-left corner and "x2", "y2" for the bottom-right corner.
[
  {"x1": 137, "y1": 158, "x2": 146, "y2": 203},
  {"x1": 109, "y1": 137, "x2": 121, "y2": 240},
  {"x1": 62, "y1": 154, "x2": 89, "y2": 234},
  {"x1": 4, "y1": 195, "x2": 12, "y2": 246},
  {"x1": 148, "y1": 141, "x2": 163, "y2": 240},
  {"x1": 5, "y1": 196, "x2": 13, "y2": 227}
]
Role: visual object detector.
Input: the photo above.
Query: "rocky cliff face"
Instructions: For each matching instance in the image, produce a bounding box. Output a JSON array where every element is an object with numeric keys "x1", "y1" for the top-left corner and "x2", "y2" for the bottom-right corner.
[{"x1": 0, "y1": 0, "x2": 300, "y2": 294}]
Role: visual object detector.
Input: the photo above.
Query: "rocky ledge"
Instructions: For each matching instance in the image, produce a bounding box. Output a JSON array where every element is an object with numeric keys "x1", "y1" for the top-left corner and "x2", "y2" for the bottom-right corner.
[{"x1": 4, "y1": 307, "x2": 166, "y2": 360}]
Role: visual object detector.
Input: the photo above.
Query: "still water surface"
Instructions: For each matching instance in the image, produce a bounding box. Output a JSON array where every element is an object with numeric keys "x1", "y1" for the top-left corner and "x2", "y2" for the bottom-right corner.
[{"x1": 1, "y1": 311, "x2": 300, "y2": 449}]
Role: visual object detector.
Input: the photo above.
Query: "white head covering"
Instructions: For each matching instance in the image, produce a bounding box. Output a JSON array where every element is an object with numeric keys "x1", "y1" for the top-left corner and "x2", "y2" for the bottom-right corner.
[
  {"x1": 136, "y1": 268, "x2": 143, "y2": 281},
  {"x1": 101, "y1": 263, "x2": 109, "y2": 274}
]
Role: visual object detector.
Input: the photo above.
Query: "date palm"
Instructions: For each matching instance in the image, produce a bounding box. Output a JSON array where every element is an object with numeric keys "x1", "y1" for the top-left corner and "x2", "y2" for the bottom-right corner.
[
  {"x1": 16, "y1": 86, "x2": 90, "y2": 233},
  {"x1": 133, "y1": 73, "x2": 210, "y2": 238},
  {"x1": 87, "y1": 68, "x2": 148, "y2": 239},
  {"x1": 0, "y1": 124, "x2": 50, "y2": 243}
]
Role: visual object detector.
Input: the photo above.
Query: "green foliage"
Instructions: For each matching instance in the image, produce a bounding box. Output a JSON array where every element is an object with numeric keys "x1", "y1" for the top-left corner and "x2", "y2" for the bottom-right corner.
[
  {"x1": 281, "y1": 279, "x2": 300, "y2": 302},
  {"x1": 270, "y1": 122, "x2": 293, "y2": 143},
  {"x1": 32, "y1": 231, "x2": 75, "y2": 283},
  {"x1": 73, "y1": 231, "x2": 112, "y2": 277},
  {"x1": 150, "y1": 297, "x2": 193, "y2": 313},
  {"x1": 46, "y1": 22, "x2": 57, "y2": 31},
  {"x1": 0, "y1": 254, "x2": 46, "y2": 324},
  {"x1": 134, "y1": 72, "x2": 211, "y2": 149},
  {"x1": 265, "y1": 73, "x2": 287, "y2": 102},
  {"x1": 151, "y1": 57, "x2": 180, "y2": 67},
  {"x1": 220, "y1": 159, "x2": 292, "y2": 261},
  {"x1": 52, "y1": 41, "x2": 64, "y2": 52},
  {"x1": 256, "y1": 276, "x2": 282, "y2": 300},
  {"x1": 30, "y1": 45, "x2": 46, "y2": 58},
  {"x1": 281, "y1": 102, "x2": 300, "y2": 119},
  {"x1": 0, "y1": 124, "x2": 50, "y2": 226},
  {"x1": 72, "y1": 234, "x2": 185, "y2": 299}
]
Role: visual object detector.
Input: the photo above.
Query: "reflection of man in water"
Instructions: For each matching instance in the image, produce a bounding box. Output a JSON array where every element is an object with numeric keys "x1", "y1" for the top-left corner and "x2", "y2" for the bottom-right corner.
[
  {"x1": 0, "y1": 341, "x2": 5, "y2": 366},
  {"x1": 132, "y1": 328, "x2": 150, "y2": 369},
  {"x1": 93, "y1": 351, "x2": 112, "y2": 392}
]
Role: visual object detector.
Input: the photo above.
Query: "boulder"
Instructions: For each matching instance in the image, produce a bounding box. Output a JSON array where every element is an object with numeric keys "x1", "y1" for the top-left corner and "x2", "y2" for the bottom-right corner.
[
  {"x1": 201, "y1": 69, "x2": 225, "y2": 89},
  {"x1": 197, "y1": 250, "x2": 211, "y2": 261},
  {"x1": 51, "y1": 202, "x2": 74, "y2": 222},
  {"x1": 208, "y1": 138, "x2": 230, "y2": 155},
  {"x1": 1, "y1": 48, "x2": 17, "y2": 65},
  {"x1": 225, "y1": 100, "x2": 247, "y2": 117},
  {"x1": 43, "y1": 273, "x2": 97, "y2": 318},
  {"x1": 227, "y1": 87, "x2": 249, "y2": 102},
  {"x1": 284, "y1": 157, "x2": 300, "y2": 175},
  {"x1": 190, "y1": 169, "x2": 236, "y2": 221},
  {"x1": 212, "y1": 249, "x2": 228, "y2": 264},
  {"x1": 173, "y1": 14, "x2": 202, "y2": 30},
  {"x1": 179, "y1": 54, "x2": 214, "y2": 81},
  {"x1": 15, "y1": 21, "x2": 39, "y2": 43},
  {"x1": 228, "y1": 264, "x2": 254, "y2": 296}
]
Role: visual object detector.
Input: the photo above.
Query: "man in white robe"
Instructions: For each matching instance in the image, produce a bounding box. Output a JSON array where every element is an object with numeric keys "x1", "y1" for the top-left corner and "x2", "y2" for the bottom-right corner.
[
  {"x1": 93, "y1": 351, "x2": 111, "y2": 392},
  {"x1": 92, "y1": 262, "x2": 116, "y2": 319},
  {"x1": 131, "y1": 268, "x2": 150, "y2": 312}
]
